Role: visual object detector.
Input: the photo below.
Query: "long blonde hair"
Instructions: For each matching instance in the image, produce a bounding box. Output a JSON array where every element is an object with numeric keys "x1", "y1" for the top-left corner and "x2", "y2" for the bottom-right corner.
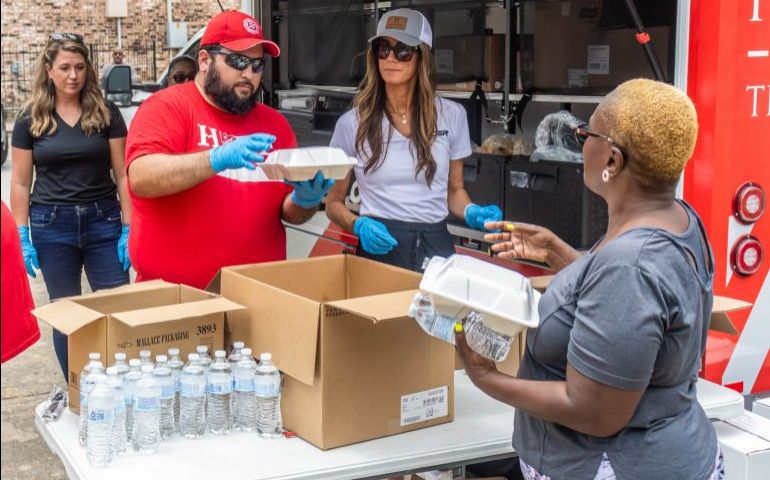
[
  {"x1": 24, "y1": 39, "x2": 110, "y2": 137},
  {"x1": 353, "y1": 43, "x2": 438, "y2": 186}
]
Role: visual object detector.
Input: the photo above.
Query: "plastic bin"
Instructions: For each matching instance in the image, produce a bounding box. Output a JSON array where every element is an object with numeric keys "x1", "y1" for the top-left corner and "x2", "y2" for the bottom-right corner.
[{"x1": 420, "y1": 255, "x2": 540, "y2": 337}]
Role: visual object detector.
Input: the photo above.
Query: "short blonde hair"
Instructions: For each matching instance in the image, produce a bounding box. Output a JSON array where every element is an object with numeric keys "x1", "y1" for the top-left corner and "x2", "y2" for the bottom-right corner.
[{"x1": 597, "y1": 78, "x2": 698, "y2": 188}]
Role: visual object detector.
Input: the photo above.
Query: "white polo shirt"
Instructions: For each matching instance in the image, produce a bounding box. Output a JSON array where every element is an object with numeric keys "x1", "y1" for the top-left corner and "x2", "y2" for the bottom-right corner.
[{"x1": 330, "y1": 97, "x2": 472, "y2": 223}]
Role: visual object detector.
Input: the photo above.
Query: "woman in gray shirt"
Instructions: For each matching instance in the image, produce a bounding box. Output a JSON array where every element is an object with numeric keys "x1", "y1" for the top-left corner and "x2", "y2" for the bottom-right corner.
[{"x1": 456, "y1": 78, "x2": 722, "y2": 479}]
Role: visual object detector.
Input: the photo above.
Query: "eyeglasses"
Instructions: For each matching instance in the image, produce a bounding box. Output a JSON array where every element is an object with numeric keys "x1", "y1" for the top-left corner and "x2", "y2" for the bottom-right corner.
[
  {"x1": 171, "y1": 71, "x2": 196, "y2": 84},
  {"x1": 574, "y1": 124, "x2": 627, "y2": 157},
  {"x1": 209, "y1": 50, "x2": 265, "y2": 74},
  {"x1": 49, "y1": 32, "x2": 84, "y2": 44},
  {"x1": 372, "y1": 40, "x2": 418, "y2": 62}
]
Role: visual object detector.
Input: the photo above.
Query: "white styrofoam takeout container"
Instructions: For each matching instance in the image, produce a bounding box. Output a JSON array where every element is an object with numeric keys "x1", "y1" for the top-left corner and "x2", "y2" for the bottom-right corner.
[
  {"x1": 261, "y1": 146, "x2": 357, "y2": 181},
  {"x1": 420, "y1": 255, "x2": 541, "y2": 337}
]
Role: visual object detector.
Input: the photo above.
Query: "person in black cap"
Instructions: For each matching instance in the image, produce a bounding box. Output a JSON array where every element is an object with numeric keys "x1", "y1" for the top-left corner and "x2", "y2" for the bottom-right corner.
[{"x1": 325, "y1": 8, "x2": 503, "y2": 273}]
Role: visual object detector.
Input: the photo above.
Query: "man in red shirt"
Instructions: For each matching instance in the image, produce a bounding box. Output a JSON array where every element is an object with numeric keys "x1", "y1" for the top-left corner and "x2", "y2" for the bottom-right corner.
[{"x1": 126, "y1": 10, "x2": 334, "y2": 288}]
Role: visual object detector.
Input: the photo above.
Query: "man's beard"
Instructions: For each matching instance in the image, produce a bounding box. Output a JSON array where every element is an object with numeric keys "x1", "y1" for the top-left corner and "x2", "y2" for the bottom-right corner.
[{"x1": 203, "y1": 66, "x2": 259, "y2": 115}]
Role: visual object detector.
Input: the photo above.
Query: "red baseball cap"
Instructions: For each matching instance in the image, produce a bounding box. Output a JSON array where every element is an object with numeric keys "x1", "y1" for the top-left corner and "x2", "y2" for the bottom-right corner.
[{"x1": 200, "y1": 10, "x2": 280, "y2": 56}]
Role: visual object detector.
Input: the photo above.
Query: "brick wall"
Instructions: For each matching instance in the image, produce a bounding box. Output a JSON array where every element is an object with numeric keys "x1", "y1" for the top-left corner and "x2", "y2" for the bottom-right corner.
[{"x1": 0, "y1": 0, "x2": 243, "y2": 112}]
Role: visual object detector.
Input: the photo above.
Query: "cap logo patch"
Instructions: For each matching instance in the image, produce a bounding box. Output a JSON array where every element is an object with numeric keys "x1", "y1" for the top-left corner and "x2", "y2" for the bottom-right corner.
[
  {"x1": 243, "y1": 18, "x2": 260, "y2": 35},
  {"x1": 385, "y1": 16, "x2": 408, "y2": 31}
]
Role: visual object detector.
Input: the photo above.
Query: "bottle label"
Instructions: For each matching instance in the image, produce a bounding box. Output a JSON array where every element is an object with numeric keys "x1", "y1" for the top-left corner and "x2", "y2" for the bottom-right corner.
[
  {"x1": 124, "y1": 395, "x2": 134, "y2": 407},
  {"x1": 161, "y1": 384, "x2": 176, "y2": 399},
  {"x1": 135, "y1": 396, "x2": 160, "y2": 412},
  {"x1": 208, "y1": 381, "x2": 232, "y2": 394},
  {"x1": 180, "y1": 382, "x2": 206, "y2": 397},
  {"x1": 400, "y1": 386, "x2": 448, "y2": 426},
  {"x1": 234, "y1": 377, "x2": 255, "y2": 392},
  {"x1": 88, "y1": 408, "x2": 114, "y2": 423},
  {"x1": 255, "y1": 378, "x2": 280, "y2": 397}
]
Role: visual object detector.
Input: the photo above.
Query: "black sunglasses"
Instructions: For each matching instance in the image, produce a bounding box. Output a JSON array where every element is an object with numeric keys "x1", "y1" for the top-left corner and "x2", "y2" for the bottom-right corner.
[
  {"x1": 171, "y1": 71, "x2": 196, "y2": 84},
  {"x1": 209, "y1": 50, "x2": 265, "y2": 73},
  {"x1": 49, "y1": 32, "x2": 84, "y2": 44},
  {"x1": 574, "y1": 124, "x2": 628, "y2": 157},
  {"x1": 372, "y1": 40, "x2": 419, "y2": 62}
]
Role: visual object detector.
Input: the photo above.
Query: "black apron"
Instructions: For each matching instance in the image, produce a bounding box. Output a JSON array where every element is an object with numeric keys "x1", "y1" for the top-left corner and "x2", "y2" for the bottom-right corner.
[{"x1": 355, "y1": 216, "x2": 456, "y2": 273}]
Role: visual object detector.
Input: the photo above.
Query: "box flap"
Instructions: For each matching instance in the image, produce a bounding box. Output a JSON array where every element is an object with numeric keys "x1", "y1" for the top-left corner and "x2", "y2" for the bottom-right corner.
[
  {"x1": 710, "y1": 296, "x2": 752, "y2": 335},
  {"x1": 326, "y1": 290, "x2": 417, "y2": 323},
  {"x1": 110, "y1": 298, "x2": 245, "y2": 327},
  {"x1": 85, "y1": 279, "x2": 175, "y2": 296},
  {"x1": 32, "y1": 301, "x2": 105, "y2": 335}
]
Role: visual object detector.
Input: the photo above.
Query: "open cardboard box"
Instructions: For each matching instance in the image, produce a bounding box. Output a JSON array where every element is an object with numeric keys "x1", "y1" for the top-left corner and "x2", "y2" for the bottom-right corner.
[
  {"x1": 211, "y1": 255, "x2": 455, "y2": 450},
  {"x1": 33, "y1": 280, "x2": 244, "y2": 412}
]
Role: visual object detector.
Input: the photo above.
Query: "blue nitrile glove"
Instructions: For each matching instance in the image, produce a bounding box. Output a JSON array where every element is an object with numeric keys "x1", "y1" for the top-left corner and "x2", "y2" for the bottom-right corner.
[
  {"x1": 17, "y1": 225, "x2": 39, "y2": 278},
  {"x1": 287, "y1": 171, "x2": 336, "y2": 209},
  {"x1": 353, "y1": 216, "x2": 399, "y2": 255},
  {"x1": 209, "y1": 133, "x2": 275, "y2": 173},
  {"x1": 117, "y1": 224, "x2": 131, "y2": 272},
  {"x1": 465, "y1": 204, "x2": 503, "y2": 231}
]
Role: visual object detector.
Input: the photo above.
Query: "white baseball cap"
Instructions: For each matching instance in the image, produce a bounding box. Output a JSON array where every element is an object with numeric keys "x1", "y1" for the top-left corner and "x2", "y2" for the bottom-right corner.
[{"x1": 369, "y1": 8, "x2": 433, "y2": 48}]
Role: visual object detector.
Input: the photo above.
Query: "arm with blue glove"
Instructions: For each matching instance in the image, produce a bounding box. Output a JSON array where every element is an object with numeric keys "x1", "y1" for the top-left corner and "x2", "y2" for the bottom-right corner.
[
  {"x1": 209, "y1": 133, "x2": 276, "y2": 172},
  {"x1": 17, "y1": 226, "x2": 39, "y2": 278},
  {"x1": 282, "y1": 170, "x2": 336, "y2": 224},
  {"x1": 464, "y1": 203, "x2": 503, "y2": 231},
  {"x1": 353, "y1": 216, "x2": 399, "y2": 255},
  {"x1": 117, "y1": 224, "x2": 131, "y2": 272}
]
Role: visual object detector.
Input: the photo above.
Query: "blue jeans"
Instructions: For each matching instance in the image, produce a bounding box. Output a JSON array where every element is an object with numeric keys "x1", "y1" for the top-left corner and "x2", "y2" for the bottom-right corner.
[{"x1": 29, "y1": 197, "x2": 129, "y2": 380}]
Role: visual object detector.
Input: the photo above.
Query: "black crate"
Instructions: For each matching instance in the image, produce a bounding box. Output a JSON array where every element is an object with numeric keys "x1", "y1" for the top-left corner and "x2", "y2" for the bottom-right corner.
[
  {"x1": 449, "y1": 152, "x2": 507, "y2": 226},
  {"x1": 504, "y1": 156, "x2": 607, "y2": 249}
]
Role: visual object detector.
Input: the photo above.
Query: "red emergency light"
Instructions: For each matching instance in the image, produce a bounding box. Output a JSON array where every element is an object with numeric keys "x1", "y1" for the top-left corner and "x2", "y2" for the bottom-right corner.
[
  {"x1": 732, "y1": 183, "x2": 765, "y2": 224},
  {"x1": 731, "y1": 235, "x2": 763, "y2": 276}
]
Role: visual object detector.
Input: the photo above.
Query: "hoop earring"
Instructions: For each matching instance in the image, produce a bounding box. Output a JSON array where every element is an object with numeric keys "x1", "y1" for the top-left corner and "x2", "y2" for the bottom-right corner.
[{"x1": 602, "y1": 169, "x2": 610, "y2": 183}]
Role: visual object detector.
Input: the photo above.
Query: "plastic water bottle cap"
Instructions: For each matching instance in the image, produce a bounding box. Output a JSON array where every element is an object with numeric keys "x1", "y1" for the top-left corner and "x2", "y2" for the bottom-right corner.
[
  {"x1": 234, "y1": 341, "x2": 245, "y2": 349},
  {"x1": 260, "y1": 353, "x2": 272, "y2": 361},
  {"x1": 197, "y1": 345, "x2": 208, "y2": 353},
  {"x1": 114, "y1": 352, "x2": 126, "y2": 361},
  {"x1": 128, "y1": 359, "x2": 141, "y2": 367},
  {"x1": 215, "y1": 350, "x2": 226, "y2": 358},
  {"x1": 156, "y1": 354, "x2": 167, "y2": 363},
  {"x1": 89, "y1": 352, "x2": 101, "y2": 360},
  {"x1": 241, "y1": 348, "x2": 252, "y2": 356},
  {"x1": 188, "y1": 353, "x2": 200, "y2": 361},
  {"x1": 168, "y1": 348, "x2": 179, "y2": 355},
  {"x1": 106, "y1": 366, "x2": 118, "y2": 376},
  {"x1": 139, "y1": 350, "x2": 151, "y2": 357},
  {"x1": 140, "y1": 365, "x2": 153, "y2": 373}
]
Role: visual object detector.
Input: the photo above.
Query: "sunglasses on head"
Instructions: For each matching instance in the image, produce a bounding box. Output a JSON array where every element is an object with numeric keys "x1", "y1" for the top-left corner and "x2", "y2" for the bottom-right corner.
[
  {"x1": 209, "y1": 49, "x2": 265, "y2": 73},
  {"x1": 372, "y1": 40, "x2": 418, "y2": 62},
  {"x1": 171, "y1": 71, "x2": 196, "y2": 84},
  {"x1": 574, "y1": 124, "x2": 628, "y2": 157},
  {"x1": 49, "y1": 32, "x2": 84, "y2": 44}
]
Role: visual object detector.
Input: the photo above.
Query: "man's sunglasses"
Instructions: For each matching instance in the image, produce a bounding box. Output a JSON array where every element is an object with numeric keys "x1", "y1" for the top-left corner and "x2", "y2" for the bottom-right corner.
[
  {"x1": 574, "y1": 124, "x2": 627, "y2": 157},
  {"x1": 49, "y1": 32, "x2": 84, "y2": 44},
  {"x1": 209, "y1": 50, "x2": 265, "y2": 73},
  {"x1": 171, "y1": 71, "x2": 196, "y2": 84},
  {"x1": 372, "y1": 40, "x2": 419, "y2": 62}
]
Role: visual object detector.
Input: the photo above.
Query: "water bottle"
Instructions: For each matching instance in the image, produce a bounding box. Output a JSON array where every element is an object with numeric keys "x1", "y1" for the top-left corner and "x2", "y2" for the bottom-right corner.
[
  {"x1": 111, "y1": 352, "x2": 129, "y2": 379},
  {"x1": 132, "y1": 365, "x2": 161, "y2": 454},
  {"x1": 153, "y1": 364, "x2": 175, "y2": 440},
  {"x1": 79, "y1": 353, "x2": 105, "y2": 446},
  {"x1": 139, "y1": 350, "x2": 153, "y2": 369},
  {"x1": 179, "y1": 353, "x2": 207, "y2": 438},
  {"x1": 227, "y1": 341, "x2": 245, "y2": 423},
  {"x1": 106, "y1": 367, "x2": 127, "y2": 456},
  {"x1": 196, "y1": 345, "x2": 212, "y2": 370},
  {"x1": 233, "y1": 348, "x2": 257, "y2": 431},
  {"x1": 255, "y1": 352, "x2": 282, "y2": 438},
  {"x1": 407, "y1": 293, "x2": 458, "y2": 344},
  {"x1": 86, "y1": 375, "x2": 113, "y2": 467},
  {"x1": 167, "y1": 348, "x2": 185, "y2": 431},
  {"x1": 207, "y1": 350, "x2": 233, "y2": 435},
  {"x1": 123, "y1": 359, "x2": 142, "y2": 443},
  {"x1": 463, "y1": 312, "x2": 514, "y2": 362},
  {"x1": 155, "y1": 354, "x2": 168, "y2": 369}
]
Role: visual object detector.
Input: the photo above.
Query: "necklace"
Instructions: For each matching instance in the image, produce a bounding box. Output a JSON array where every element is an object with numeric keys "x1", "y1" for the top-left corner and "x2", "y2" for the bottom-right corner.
[{"x1": 389, "y1": 102, "x2": 408, "y2": 125}]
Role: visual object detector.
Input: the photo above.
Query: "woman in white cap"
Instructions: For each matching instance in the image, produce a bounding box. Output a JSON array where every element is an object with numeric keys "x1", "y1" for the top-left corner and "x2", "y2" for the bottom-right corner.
[{"x1": 325, "y1": 8, "x2": 502, "y2": 272}]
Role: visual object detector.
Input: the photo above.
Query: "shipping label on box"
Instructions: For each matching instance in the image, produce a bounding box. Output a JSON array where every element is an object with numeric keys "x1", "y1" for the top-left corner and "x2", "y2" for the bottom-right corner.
[{"x1": 401, "y1": 386, "x2": 449, "y2": 426}]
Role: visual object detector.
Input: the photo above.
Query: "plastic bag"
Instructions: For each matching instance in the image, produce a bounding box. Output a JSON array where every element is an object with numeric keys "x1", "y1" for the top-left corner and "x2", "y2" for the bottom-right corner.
[
  {"x1": 476, "y1": 133, "x2": 534, "y2": 156},
  {"x1": 41, "y1": 385, "x2": 68, "y2": 422},
  {"x1": 531, "y1": 110, "x2": 585, "y2": 163}
]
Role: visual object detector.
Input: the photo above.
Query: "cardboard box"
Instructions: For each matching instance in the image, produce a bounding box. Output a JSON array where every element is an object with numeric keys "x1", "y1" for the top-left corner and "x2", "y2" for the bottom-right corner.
[
  {"x1": 216, "y1": 255, "x2": 455, "y2": 450},
  {"x1": 33, "y1": 280, "x2": 244, "y2": 412},
  {"x1": 714, "y1": 411, "x2": 770, "y2": 480},
  {"x1": 436, "y1": 34, "x2": 506, "y2": 92}
]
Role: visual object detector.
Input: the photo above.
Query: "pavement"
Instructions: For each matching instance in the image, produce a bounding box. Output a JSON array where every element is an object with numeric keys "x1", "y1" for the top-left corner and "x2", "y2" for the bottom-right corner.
[{"x1": 0, "y1": 152, "x2": 119, "y2": 479}]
